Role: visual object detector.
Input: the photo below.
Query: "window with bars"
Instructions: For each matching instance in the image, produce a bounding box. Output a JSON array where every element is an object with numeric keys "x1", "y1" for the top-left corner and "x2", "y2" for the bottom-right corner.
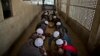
[
  {"x1": 61, "y1": 0, "x2": 67, "y2": 13},
  {"x1": 23, "y1": 0, "x2": 42, "y2": 5},
  {"x1": 69, "y1": 0, "x2": 98, "y2": 30},
  {"x1": 23, "y1": 0, "x2": 54, "y2": 5},
  {"x1": 31, "y1": 0, "x2": 42, "y2": 5},
  {"x1": 44, "y1": 0, "x2": 54, "y2": 5}
]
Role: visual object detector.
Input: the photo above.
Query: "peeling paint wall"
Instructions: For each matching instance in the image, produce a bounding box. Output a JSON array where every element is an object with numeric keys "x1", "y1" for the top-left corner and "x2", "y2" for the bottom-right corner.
[{"x1": 0, "y1": 0, "x2": 41, "y2": 55}]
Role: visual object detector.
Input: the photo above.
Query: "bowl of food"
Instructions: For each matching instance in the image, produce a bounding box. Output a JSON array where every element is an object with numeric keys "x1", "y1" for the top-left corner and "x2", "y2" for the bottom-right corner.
[{"x1": 48, "y1": 22, "x2": 54, "y2": 28}]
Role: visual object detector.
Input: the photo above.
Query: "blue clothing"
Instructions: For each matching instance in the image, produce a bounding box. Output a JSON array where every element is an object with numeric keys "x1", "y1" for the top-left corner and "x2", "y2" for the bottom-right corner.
[
  {"x1": 56, "y1": 26, "x2": 71, "y2": 44},
  {"x1": 63, "y1": 33, "x2": 72, "y2": 44},
  {"x1": 56, "y1": 26, "x2": 64, "y2": 37}
]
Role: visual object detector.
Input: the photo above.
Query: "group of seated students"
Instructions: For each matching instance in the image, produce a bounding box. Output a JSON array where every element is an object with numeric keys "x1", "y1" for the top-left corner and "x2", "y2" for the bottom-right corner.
[{"x1": 19, "y1": 10, "x2": 78, "y2": 56}]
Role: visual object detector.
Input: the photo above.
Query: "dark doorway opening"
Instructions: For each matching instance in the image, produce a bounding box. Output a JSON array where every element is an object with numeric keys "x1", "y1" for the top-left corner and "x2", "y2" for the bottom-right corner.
[{"x1": 1, "y1": 0, "x2": 13, "y2": 19}]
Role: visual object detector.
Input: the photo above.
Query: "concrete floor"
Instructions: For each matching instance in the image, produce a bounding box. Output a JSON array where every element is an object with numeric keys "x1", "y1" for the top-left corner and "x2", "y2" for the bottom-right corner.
[{"x1": 7, "y1": 13, "x2": 89, "y2": 56}]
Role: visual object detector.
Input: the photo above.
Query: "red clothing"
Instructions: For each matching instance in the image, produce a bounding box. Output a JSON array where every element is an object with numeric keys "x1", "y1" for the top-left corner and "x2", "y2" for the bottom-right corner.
[{"x1": 61, "y1": 44, "x2": 77, "y2": 54}]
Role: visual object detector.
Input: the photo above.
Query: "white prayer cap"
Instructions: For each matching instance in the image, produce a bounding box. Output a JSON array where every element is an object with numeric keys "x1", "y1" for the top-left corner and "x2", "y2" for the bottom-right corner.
[
  {"x1": 45, "y1": 20, "x2": 49, "y2": 25},
  {"x1": 56, "y1": 22, "x2": 61, "y2": 26},
  {"x1": 56, "y1": 39, "x2": 64, "y2": 46},
  {"x1": 53, "y1": 16, "x2": 57, "y2": 18},
  {"x1": 34, "y1": 38, "x2": 44, "y2": 47},
  {"x1": 53, "y1": 31, "x2": 60, "y2": 38},
  {"x1": 45, "y1": 12, "x2": 48, "y2": 15},
  {"x1": 36, "y1": 28, "x2": 44, "y2": 35}
]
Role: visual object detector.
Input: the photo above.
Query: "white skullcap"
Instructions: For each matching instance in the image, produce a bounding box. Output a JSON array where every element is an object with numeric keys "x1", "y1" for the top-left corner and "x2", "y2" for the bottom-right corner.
[
  {"x1": 53, "y1": 31, "x2": 60, "y2": 38},
  {"x1": 56, "y1": 39, "x2": 64, "y2": 46},
  {"x1": 45, "y1": 20, "x2": 49, "y2": 25},
  {"x1": 45, "y1": 12, "x2": 48, "y2": 15},
  {"x1": 34, "y1": 38, "x2": 44, "y2": 47},
  {"x1": 36, "y1": 28, "x2": 44, "y2": 35},
  {"x1": 56, "y1": 22, "x2": 61, "y2": 26},
  {"x1": 53, "y1": 16, "x2": 57, "y2": 18}
]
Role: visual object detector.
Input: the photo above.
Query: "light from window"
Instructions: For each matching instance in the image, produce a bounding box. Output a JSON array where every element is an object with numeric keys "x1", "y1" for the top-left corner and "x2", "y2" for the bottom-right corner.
[
  {"x1": 44, "y1": 0, "x2": 54, "y2": 5},
  {"x1": 31, "y1": 0, "x2": 42, "y2": 5}
]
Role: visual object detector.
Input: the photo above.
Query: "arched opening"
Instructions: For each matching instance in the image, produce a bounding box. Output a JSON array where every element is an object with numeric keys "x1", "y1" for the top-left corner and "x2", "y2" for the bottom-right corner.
[{"x1": 42, "y1": 0, "x2": 55, "y2": 10}]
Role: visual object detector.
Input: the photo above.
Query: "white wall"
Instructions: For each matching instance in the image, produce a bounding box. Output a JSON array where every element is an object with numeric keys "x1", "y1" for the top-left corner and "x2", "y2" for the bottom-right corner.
[
  {"x1": 0, "y1": 1, "x2": 4, "y2": 22},
  {"x1": 0, "y1": 0, "x2": 41, "y2": 55}
]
